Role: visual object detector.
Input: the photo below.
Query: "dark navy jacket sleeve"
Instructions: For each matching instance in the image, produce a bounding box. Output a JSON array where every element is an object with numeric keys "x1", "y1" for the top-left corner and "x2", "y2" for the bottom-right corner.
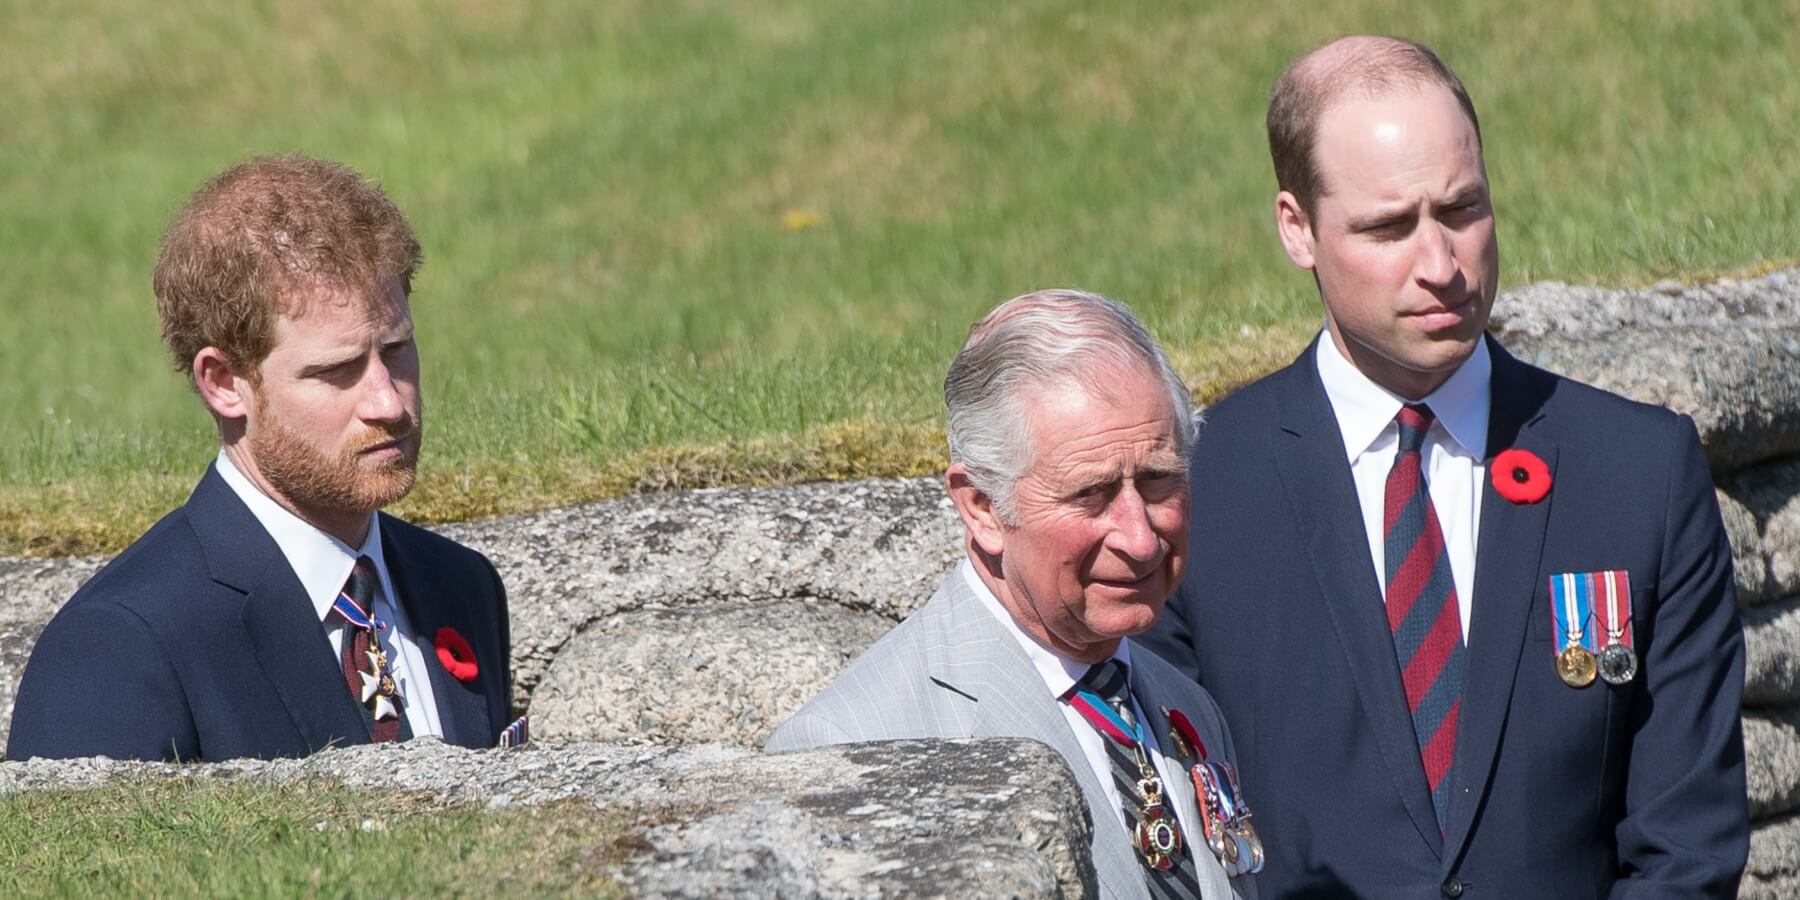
[
  {"x1": 7, "y1": 600, "x2": 200, "y2": 762},
  {"x1": 1613, "y1": 416, "x2": 1748, "y2": 898}
]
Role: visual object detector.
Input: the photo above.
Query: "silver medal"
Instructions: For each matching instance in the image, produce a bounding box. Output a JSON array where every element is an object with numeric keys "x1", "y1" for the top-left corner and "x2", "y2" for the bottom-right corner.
[{"x1": 1598, "y1": 641, "x2": 1638, "y2": 685}]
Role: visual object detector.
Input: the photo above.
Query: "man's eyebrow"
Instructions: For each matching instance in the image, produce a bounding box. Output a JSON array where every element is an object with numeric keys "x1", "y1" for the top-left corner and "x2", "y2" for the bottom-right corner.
[
  {"x1": 1345, "y1": 207, "x2": 1415, "y2": 231},
  {"x1": 300, "y1": 352, "x2": 364, "y2": 376},
  {"x1": 1442, "y1": 184, "x2": 1488, "y2": 207},
  {"x1": 1063, "y1": 471, "x2": 1123, "y2": 496}
]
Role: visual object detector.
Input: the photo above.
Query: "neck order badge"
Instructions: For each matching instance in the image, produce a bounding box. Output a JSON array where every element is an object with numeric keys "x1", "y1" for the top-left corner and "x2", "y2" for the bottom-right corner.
[
  {"x1": 337, "y1": 558, "x2": 405, "y2": 740},
  {"x1": 1068, "y1": 678, "x2": 1186, "y2": 869}
]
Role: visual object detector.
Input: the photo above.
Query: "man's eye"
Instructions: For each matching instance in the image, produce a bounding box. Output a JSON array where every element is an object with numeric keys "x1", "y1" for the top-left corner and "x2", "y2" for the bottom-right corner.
[{"x1": 1366, "y1": 221, "x2": 1411, "y2": 240}]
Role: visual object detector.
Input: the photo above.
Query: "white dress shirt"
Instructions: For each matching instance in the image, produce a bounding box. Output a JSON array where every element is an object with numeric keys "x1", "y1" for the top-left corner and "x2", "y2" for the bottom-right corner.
[
  {"x1": 962, "y1": 561, "x2": 1199, "y2": 849},
  {"x1": 1314, "y1": 333, "x2": 1492, "y2": 638},
  {"x1": 216, "y1": 451, "x2": 443, "y2": 738}
]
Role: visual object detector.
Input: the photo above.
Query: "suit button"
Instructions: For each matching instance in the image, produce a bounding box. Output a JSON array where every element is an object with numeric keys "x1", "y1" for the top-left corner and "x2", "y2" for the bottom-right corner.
[{"x1": 1441, "y1": 878, "x2": 1464, "y2": 898}]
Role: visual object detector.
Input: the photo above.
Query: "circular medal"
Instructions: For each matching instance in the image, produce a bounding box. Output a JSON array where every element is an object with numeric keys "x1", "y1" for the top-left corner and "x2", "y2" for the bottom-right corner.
[
  {"x1": 1557, "y1": 645, "x2": 1597, "y2": 687},
  {"x1": 1598, "y1": 642, "x2": 1638, "y2": 685}
]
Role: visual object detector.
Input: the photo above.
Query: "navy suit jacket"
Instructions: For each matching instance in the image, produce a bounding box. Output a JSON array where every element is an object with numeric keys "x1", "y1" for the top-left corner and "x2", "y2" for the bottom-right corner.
[
  {"x1": 7, "y1": 467, "x2": 512, "y2": 761},
  {"x1": 1139, "y1": 337, "x2": 1747, "y2": 899}
]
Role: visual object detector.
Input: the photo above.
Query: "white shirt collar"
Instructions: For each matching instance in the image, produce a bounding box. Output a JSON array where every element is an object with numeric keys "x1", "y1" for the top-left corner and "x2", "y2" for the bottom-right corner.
[
  {"x1": 960, "y1": 558, "x2": 1131, "y2": 699},
  {"x1": 214, "y1": 450, "x2": 387, "y2": 623},
  {"x1": 1314, "y1": 330, "x2": 1492, "y2": 461}
]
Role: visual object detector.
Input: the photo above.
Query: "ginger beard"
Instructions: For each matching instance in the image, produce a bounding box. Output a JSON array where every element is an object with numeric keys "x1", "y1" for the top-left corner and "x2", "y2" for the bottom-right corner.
[{"x1": 246, "y1": 398, "x2": 422, "y2": 519}]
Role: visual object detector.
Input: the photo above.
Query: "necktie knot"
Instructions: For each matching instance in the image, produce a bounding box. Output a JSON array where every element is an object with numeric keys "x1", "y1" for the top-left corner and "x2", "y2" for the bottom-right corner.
[
  {"x1": 343, "y1": 556, "x2": 378, "y2": 614},
  {"x1": 1080, "y1": 659, "x2": 1132, "y2": 714},
  {"x1": 1395, "y1": 404, "x2": 1435, "y2": 454}
]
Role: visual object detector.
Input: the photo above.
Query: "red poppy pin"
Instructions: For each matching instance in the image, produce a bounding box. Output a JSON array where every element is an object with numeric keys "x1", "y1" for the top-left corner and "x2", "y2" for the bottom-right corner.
[
  {"x1": 434, "y1": 627, "x2": 479, "y2": 682},
  {"x1": 1492, "y1": 448, "x2": 1551, "y2": 504}
]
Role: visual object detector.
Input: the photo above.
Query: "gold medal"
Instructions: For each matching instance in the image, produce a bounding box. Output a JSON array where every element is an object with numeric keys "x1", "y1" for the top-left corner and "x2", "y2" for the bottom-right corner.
[{"x1": 1557, "y1": 645, "x2": 1597, "y2": 687}]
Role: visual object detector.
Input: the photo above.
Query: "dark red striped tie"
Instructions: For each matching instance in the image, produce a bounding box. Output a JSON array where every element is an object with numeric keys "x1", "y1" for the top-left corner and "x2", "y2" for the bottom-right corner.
[{"x1": 1384, "y1": 404, "x2": 1465, "y2": 830}]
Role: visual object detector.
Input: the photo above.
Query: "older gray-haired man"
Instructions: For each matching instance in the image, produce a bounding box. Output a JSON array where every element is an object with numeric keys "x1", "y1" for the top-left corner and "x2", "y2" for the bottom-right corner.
[{"x1": 768, "y1": 289, "x2": 1259, "y2": 900}]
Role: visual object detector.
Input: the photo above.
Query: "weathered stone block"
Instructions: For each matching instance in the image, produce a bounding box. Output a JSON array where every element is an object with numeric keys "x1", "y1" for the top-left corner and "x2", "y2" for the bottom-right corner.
[
  {"x1": 1721, "y1": 459, "x2": 1800, "y2": 609},
  {"x1": 1746, "y1": 811, "x2": 1800, "y2": 900},
  {"x1": 1746, "y1": 706, "x2": 1800, "y2": 820},
  {"x1": 1723, "y1": 489, "x2": 1773, "y2": 606},
  {"x1": 435, "y1": 477, "x2": 962, "y2": 709},
  {"x1": 528, "y1": 600, "x2": 895, "y2": 746},
  {"x1": 0, "y1": 737, "x2": 1096, "y2": 899},
  {"x1": 1746, "y1": 597, "x2": 1800, "y2": 708}
]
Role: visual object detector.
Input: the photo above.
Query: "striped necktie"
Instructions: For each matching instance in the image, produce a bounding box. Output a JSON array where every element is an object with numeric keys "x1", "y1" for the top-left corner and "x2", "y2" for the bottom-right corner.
[
  {"x1": 1384, "y1": 404, "x2": 1466, "y2": 830},
  {"x1": 1073, "y1": 660, "x2": 1205, "y2": 899}
]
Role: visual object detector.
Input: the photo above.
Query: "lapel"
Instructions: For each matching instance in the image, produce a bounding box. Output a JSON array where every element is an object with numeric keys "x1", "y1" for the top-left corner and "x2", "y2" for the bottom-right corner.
[
  {"x1": 924, "y1": 578, "x2": 1150, "y2": 900},
  {"x1": 382, "y1": 516, "x2": 494, "y2": 749},
  {"x1": 1271, "y1": 347, "x2": 1444, "y2": 854},
  {"x1": 188, "y1": 468, "x2": 371, "y2": 752},
  {"x1": 1443, "y1": 338, "x2": 1558, "y2": 863}
]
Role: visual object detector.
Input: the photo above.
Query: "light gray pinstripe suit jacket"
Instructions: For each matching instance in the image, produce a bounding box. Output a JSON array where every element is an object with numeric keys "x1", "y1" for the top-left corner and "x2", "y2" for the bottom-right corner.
[{"x1": 766, "y1": 569, "x2": 1257, "y2": 900}]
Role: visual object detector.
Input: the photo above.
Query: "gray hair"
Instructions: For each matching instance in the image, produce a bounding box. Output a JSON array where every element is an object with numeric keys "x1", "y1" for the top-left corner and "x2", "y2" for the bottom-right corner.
[{"x1": 944, "y1": 288, "x2": 1198, "y2": 524}]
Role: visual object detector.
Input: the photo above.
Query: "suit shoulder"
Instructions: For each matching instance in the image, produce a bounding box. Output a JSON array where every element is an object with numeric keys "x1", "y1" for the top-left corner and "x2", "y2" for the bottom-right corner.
[
  {"x1": 1201, "y1": 363, "x2": 1299, "y2": 424},
  {"x1": 60, "y1": 506, "x2": 210, "y2": 618},
  {"x1": 1527, "y1": 362, "x2": 1698, "y2": 444},
  {"x1": 1134, "y1": 644, "x2": 1227, "y2": 712}
]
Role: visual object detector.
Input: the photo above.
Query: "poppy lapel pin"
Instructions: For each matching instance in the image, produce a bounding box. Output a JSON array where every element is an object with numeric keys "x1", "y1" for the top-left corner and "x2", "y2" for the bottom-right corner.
[
  {"x1": 1492, "y1": 448, "x2": 1552, "y2": 504},
  {"x1": 434, "y1": 627, "x2": 479, "y2": 683}
]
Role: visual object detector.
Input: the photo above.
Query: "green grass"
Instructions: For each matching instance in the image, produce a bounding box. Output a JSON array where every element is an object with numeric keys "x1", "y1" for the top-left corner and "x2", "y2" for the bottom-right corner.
[
  {"x1": 0, "y1": 777, "x2": 645, "y2": 896},
  {"x1": 4, "y1": 0, "x2": 1795, "y2": 554}
]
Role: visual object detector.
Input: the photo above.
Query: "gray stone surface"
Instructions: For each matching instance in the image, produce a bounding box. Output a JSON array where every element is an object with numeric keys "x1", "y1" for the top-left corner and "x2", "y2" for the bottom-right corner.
[
  {"x1": 1723, "y1": 489, "x2": 1774, "y2": 606},
  {"x1": 0, "y1": 478, "x2": 961, "y2": 751},
  {"x1": 1490, "y1": 271, "x2": 1800, "y2": 473},
  {"x1": 1493, "y1": 269, "x2": 1800, "y2": 342},
  {"x1": 529, "y1": 599, "x2": 896, "y2": 746},
  {"x1": 1746, "y1": 597, "x2": 1800, "y2": 709},
  {"x1": 1746, "y1": 812, "x2": 1800, "y2": 900},
  {"x1": 0, "y1": 736, "x2": 1095, "y2": 899},
  {"x1": 1746, "y1": 706, "x2": 1800, "y2": 820},
  {"x1": 433, "y1": 477, "x2": 963, "y2": 711},
  {"x1": 1721, "y1": 459, "x2": 1800, "y2": 608}
]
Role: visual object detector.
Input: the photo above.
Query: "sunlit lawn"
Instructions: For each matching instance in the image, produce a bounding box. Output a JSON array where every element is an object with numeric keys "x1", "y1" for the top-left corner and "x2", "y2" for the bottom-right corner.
[{"x1": 4, "y1": 0, "x2": 1794, "y2": 554}]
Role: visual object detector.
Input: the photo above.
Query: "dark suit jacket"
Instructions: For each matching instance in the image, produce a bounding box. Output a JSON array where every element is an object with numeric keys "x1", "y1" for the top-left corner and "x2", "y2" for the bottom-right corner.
[
  {"x1": 1139, "y1": 336, "x2": 1747, "y2": 899},
  {"x1": 6, "y1": 466, "x2": 512, "y2": 761}
]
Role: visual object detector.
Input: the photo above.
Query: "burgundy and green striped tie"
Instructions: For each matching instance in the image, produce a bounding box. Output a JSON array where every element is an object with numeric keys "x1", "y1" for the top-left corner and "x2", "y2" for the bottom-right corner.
[{"x1": 1384, "y1": 404, "x2": 1465, "y2": 831}]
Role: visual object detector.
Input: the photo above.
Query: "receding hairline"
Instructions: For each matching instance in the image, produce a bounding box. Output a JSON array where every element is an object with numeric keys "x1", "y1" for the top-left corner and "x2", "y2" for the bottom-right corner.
[
  {"x1": 1268, "y1": 35, "x2": 1483, "y2": 214},
  {"x1": 1282, "y1": 35, "x2": 1472, "y2": 110}
]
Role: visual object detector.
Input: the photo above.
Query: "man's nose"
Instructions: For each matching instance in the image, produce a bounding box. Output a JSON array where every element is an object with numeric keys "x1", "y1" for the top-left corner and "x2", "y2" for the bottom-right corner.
[
  {"x1": 1106, "y1": 486, "x2": 1162, "y2": 562},
  {"x1": 359, "y1": 359, "x2": 407, "y2": 423},
  {"x1": 1414, "y1": 222, "x2": 1458, "y2": 288}
]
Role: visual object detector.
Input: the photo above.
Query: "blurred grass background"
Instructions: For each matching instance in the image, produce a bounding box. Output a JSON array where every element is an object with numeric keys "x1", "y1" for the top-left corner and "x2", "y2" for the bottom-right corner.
[{"x1": 3, "y1": 0, "x2": 1796, "y2": 554}]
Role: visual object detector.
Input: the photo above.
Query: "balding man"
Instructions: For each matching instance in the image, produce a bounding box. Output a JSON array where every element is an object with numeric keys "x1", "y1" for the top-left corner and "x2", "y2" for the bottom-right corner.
[
  {"x1": 770, "y1": 290, "x2": 1259, "y2": 900},
  {"x1": 1141, "y1": 36, "x2": 1747, "y2": 897}
]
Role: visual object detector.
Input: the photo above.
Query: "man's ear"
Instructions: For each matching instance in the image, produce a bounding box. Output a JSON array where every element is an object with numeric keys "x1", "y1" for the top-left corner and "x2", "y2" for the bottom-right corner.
[
  {"x1": 1275, "y1": 191, "x2": 1318, "y2": 270},
  {"x1": 193, "y1": 347, "x2": 252, "y2": 422},
  {"x1": 946, "y1": 463, "x2": 1006, "y2": 558}
]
